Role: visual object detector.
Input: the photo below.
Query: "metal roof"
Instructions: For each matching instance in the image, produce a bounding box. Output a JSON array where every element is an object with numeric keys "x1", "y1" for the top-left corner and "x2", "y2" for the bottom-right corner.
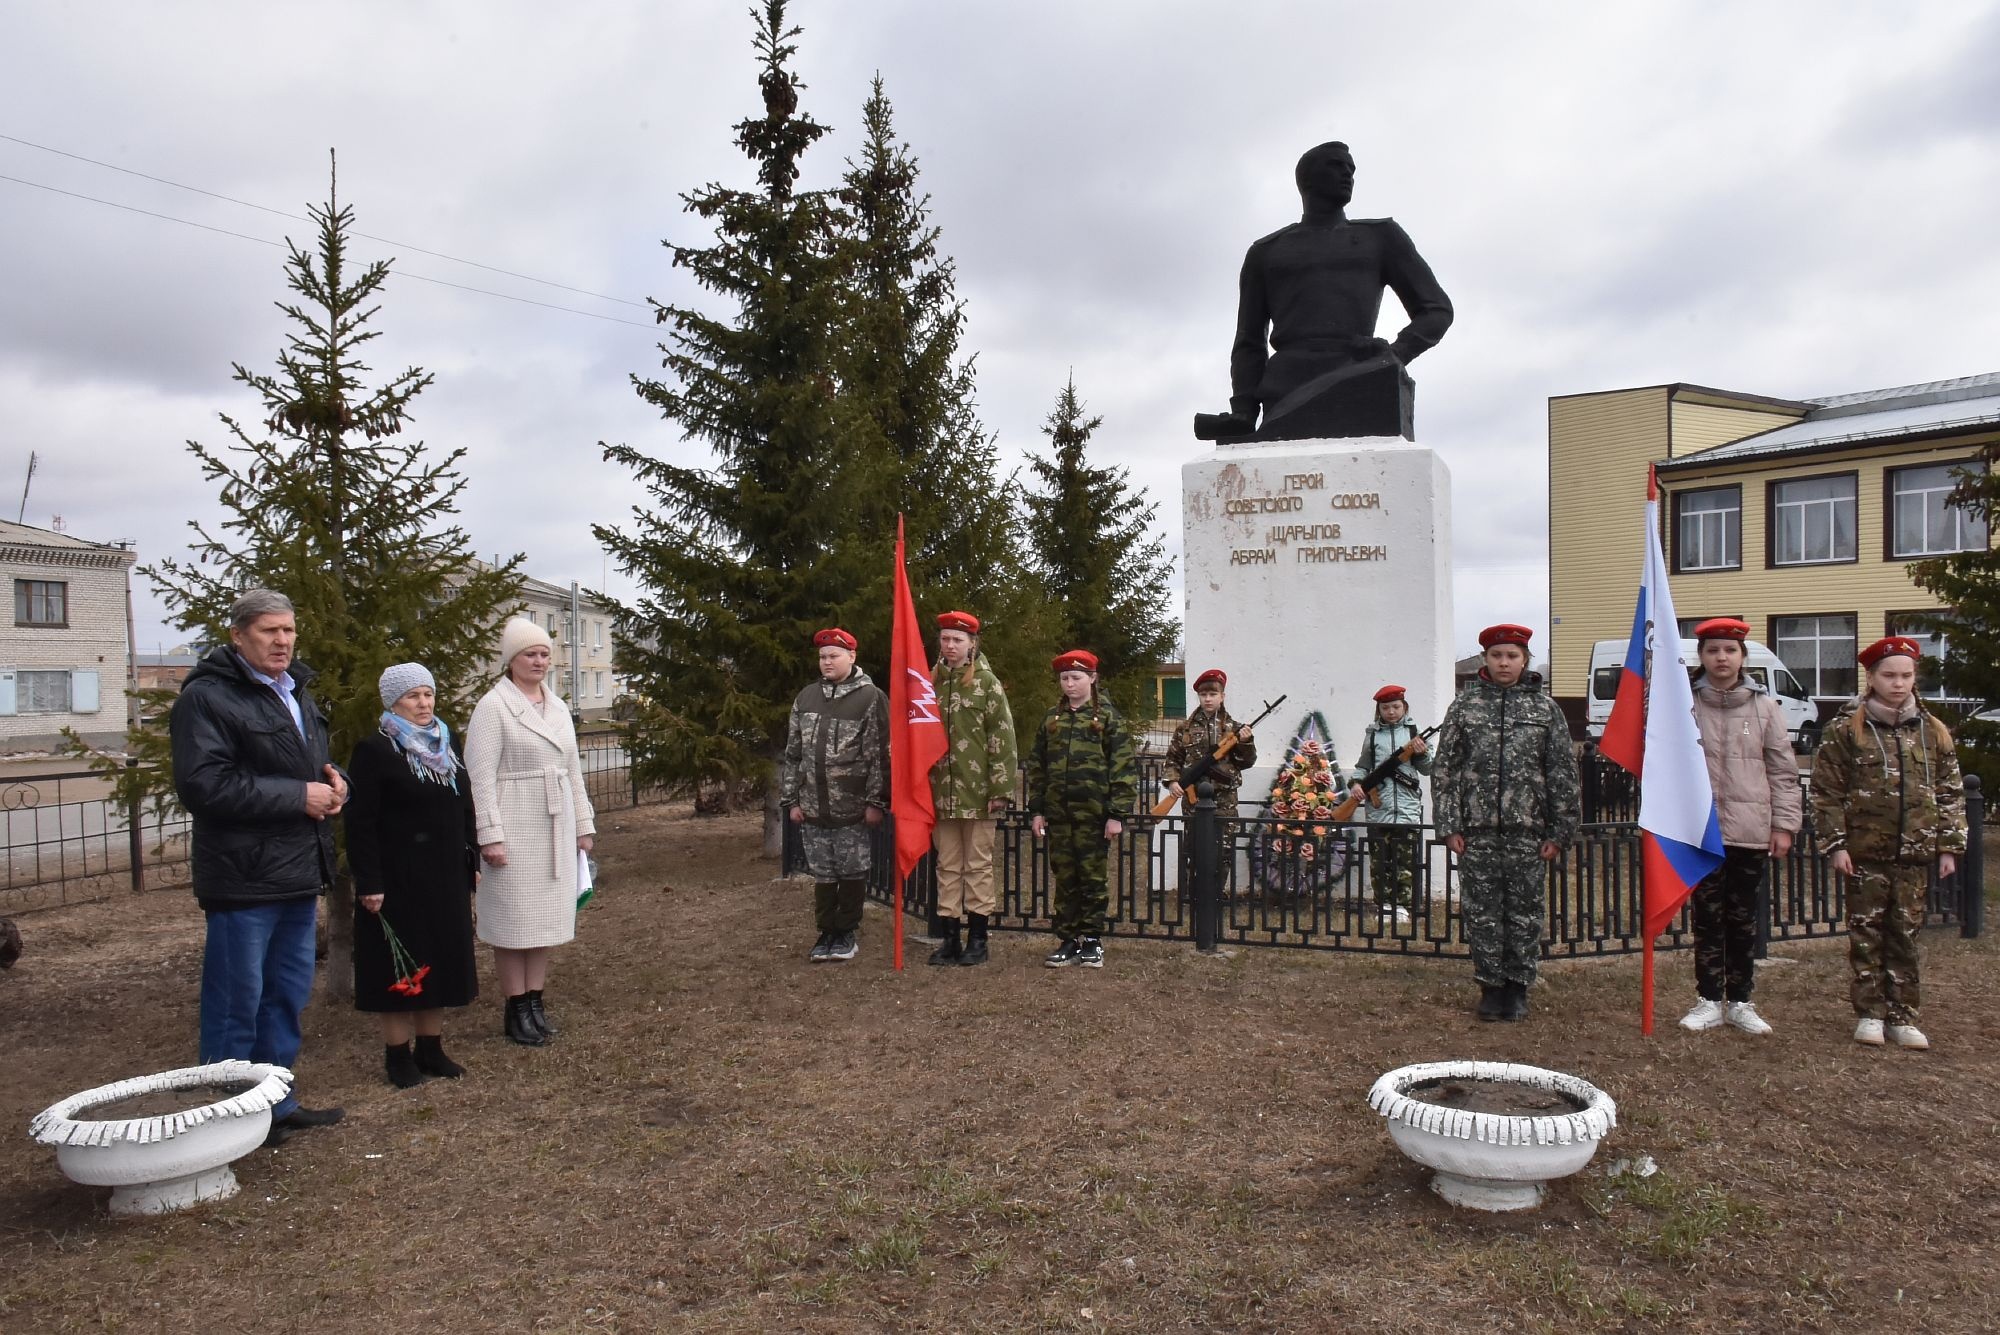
[{"x1": 1660, "y1": 371, "x2": 2000, "y2": 469}]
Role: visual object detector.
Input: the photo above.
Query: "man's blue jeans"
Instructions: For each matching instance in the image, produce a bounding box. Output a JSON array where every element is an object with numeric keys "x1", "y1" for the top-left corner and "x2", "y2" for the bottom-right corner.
[{"x1": 199, "y1": 897, "x2": 317, "y2": 1118}]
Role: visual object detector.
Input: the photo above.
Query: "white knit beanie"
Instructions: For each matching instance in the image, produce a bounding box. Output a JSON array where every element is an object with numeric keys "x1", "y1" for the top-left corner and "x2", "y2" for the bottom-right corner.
[
  {"x1": 378, "y1": 662, "x2": 436, "y2": 708},
  {"x1": 498, "y1": 617, "x2": 554, "y2": 672}
]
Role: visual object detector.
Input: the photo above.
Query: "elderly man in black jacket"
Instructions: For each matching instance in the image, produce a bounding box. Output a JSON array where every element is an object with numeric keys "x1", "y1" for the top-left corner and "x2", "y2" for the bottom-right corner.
[{"x1": 170, "y1": 588, "x2": 348, "y2": 1144}]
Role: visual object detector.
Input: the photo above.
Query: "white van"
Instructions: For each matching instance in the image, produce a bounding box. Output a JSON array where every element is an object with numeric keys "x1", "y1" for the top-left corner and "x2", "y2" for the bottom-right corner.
[{"x1": 1586, "y1": 638, "x2": 1820, "y2": 750}]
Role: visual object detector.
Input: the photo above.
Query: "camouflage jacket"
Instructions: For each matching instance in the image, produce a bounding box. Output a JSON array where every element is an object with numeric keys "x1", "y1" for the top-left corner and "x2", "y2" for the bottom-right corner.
[
  {"x1": 780, "y1": 667, "x2": 888, "y2": 826},
  {"x1": 929, "y1": 653, "x2": 1018, "y2": 818},
  {"x1": 1165, "y1": 708, "x2": 1258, "y2": 792},
  {"x1": 1433, "y1": 673, "x2": 1580, "y2": 845},
  {"x1": 1809, "y1": 696, "x2": 1966, "y2": 863},
  {"x1": 1027, "y1": 697, "x2": 1139, "y2": 823}
]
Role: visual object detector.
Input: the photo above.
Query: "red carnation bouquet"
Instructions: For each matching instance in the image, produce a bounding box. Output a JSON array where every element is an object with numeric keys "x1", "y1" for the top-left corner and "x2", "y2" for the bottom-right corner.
[{"x1": 378, "y1": 915, "x2": 431, "y2": 997}]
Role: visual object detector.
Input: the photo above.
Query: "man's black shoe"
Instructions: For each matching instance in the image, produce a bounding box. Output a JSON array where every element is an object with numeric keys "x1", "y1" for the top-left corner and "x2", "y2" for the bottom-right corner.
[
  {"x1": 264, "y1": 1104, "x2": 345, "y2": 1148},
  {"x1": 927, "y1": 921, "x2": 964, "y2": 966},
  {"x1": 1503, "y1": 981, "x2": 1530, "y2": 1022}
]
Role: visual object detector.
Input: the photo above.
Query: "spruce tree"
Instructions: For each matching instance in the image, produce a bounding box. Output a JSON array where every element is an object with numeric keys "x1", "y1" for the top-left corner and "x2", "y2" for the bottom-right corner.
[
  {"x1": 1910, "y1": 455, "x2": 2000, "y2": 784},
  {"x1": 75, "y1": 154, "x2": 525, "y2": 997},
  {"x1": 596, "y1": 0, "x2": 866, "y2": 849},
  {"x1": 1021, "y1": 376, "x2": 1180, "y2": 722},
  {"x1": 835, "y1": 75, "x2": 1046, "y2": 716}
]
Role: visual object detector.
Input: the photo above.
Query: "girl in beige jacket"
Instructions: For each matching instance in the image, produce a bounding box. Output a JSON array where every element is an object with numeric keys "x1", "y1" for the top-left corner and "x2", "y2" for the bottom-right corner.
[{"x1": 1679, "y1": 618, "x2": 1802, "y2": 1036}]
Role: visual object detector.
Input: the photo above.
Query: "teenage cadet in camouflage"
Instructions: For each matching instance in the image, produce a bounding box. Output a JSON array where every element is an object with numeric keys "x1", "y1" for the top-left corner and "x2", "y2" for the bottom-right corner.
[
  {"x1": 1028, "y1": 650, "x2": 1138, "y2": 969},
  {"x1": 1678, "y1": 618, "x2": 1802, "y2": 1038},
  {"x1": 1350, "y1": 683, "x2": 1434, "y2": 922},
  {"x1": 781, "y1": 629, "x2": 888, "y2": 964},
  {"x1": 927, "y1": 611, "x2": 1017, "y2": 967},
  {"x1": 1810, "y1": 636, "x2": 1965, "y2": 1052},
  {"x1": 1434, "y1": 623, "x2": 1579, "y2": 1022},
  {"x1": 1166, "y1": 669, "x2": 1259, "y2": 825}
]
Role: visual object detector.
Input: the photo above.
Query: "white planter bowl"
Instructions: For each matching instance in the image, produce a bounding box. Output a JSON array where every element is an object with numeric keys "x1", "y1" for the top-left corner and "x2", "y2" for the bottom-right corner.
[
  {"x1": 1368, "y1": 1060, "x2": 1617, "y2": 1211},
  {"x1": 28, "y1": 1061, "x2": 292, "y2": 1216}
]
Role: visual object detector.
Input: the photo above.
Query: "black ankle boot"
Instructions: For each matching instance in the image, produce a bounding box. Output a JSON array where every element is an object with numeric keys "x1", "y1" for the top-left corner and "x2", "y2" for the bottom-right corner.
[
  {"x1": 959, "y1": 912, "x2": 990, "y2": 966},
  {"x1": 384, "y1": 1042, "x2": 429, "y2": 1088},
  {"x1": 414, "y1": 1034, "x2": 465, "y2": 1078},
  {"x1": 927, "y1": 920, "x2": 964, "y2": 966},
  {"x1": 526, "y1": 988, "x2": 557, "y2": 1038},
  {"x1": 504, "y1": 994, "x2": 546, "y2": 1046},
  {"x1": 1476, "y1": 985, "x2": 1505, "y2": 1022},
  {"x1": 1503, "y1": 981, "x2": 1530, "y2": 1022}
]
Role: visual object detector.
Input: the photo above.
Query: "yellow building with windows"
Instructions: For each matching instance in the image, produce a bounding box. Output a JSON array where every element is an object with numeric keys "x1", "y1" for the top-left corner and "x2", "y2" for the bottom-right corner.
[{"x1": 1549, "y1": 372, "x2": 2000, "y2": 728}]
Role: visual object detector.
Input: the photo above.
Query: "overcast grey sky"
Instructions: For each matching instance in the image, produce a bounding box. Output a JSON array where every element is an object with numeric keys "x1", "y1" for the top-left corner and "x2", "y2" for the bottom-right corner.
[{"x1": 5, "y1": 2, "x2": 1997, "y2": 659}]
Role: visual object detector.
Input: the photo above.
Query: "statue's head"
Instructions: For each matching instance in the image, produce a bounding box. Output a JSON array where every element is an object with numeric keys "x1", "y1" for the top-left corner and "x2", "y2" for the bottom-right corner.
[{"x1": 1295, "y1": 141, "x2": 1356, "y2": 210}]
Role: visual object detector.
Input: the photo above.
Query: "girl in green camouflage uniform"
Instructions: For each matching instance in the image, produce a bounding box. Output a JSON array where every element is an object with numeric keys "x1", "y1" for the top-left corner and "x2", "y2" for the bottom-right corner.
[
  {"x1": 1027, "y1": 650, "x2": 1137, "y2": 969},
  {"x1": 1810, "y1": 636, "x2": 1965, "y2": 1051}
]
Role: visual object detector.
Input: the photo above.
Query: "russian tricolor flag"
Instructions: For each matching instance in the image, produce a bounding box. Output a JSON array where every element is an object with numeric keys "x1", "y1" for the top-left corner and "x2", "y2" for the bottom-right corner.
[{"x1": 1601, "y1": 467, "x2": 1725, "y2": 1032}]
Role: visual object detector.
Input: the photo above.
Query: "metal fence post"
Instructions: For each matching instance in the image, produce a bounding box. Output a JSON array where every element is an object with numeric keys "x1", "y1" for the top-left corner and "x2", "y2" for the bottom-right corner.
[
  {"x1": 1961, "y1": 773, "x2": 1984, "y2": 939},
  {"x1": 126, "y1": 757, "x2": 144, "y2": 894},
  {"x1": 1192, "y1": 782, "x2": 1220, "y2": 953}
]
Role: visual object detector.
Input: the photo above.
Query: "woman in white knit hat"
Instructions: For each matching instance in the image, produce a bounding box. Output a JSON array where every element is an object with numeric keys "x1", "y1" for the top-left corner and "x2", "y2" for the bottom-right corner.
[
  {"x1": 464, "y1": 618, "x2": 596, "y2": 1045},
  {"x1": 348, "y1": 662, "x2": 480, "y2": 1086}
]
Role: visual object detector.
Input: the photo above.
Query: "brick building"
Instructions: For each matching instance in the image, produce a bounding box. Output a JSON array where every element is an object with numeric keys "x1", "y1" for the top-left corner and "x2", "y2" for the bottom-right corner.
[{"x1": 0, "y1": 519, "x2": 136, "y2": 752}]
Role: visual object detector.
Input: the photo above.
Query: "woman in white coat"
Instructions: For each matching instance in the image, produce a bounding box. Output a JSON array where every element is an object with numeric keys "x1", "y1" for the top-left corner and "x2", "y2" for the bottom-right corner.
[{"x1": 465, "y1": 618, "x2": 596, "y2": 1046}]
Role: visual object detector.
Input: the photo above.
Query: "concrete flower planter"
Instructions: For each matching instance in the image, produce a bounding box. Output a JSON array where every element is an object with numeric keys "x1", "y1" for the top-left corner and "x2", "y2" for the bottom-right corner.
[
  {"x1": 28, "y1": 1061, "x2": 292, "y2": 1216},
  {"x1": 1368, "y1": 1059, "x2": 1617, "y2": 1211}
]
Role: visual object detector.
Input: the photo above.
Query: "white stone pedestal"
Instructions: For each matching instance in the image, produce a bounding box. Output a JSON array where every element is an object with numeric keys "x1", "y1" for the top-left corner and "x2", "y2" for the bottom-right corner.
[{"x1": 1180, "y1": 437, "x2": 1452, "y2": 802}]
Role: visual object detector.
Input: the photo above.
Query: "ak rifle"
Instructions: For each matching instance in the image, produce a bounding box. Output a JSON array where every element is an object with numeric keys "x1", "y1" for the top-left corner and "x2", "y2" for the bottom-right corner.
[
  {"x1": 1326, "y1": 724, "x2": 1439, "y2": 823},
  {"x1": 1150, "y1": 694, "x2": 1288, "y2": 819}
]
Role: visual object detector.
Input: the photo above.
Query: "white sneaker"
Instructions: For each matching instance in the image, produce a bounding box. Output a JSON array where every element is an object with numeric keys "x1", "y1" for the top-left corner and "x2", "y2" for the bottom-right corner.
[
  {"x1": 1887, "y1": 1023, "x2": 1930, "y2": 1050},
  {"x1": 1725, "y1": 1002, "x2": 1772, "y2": 1036},
  {"x1": 1679, "y1": 998, "x2": 1726, "y2": 1032},
  {"x1": 1854, "y1": 1017, "x2": 1886, "y2": 1046}
]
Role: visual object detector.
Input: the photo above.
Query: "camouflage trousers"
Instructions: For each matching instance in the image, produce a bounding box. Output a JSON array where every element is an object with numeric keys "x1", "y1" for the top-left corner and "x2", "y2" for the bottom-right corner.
[
  {"x1": 1368, "y1": 825, "x2": 1423, "y2": 908},
  {"x1": 1691, "y1": 847, "x2": 1768, "y2": 1003},
  {"x1": 800, "y1": 820, "x2": 873, "y2": 881},
  {"x1": 1845, "y1": 861, "x2": 1929, "y2": 1023},
  {"x1": 1046, "y1": 819, "x2": 1111, "y2": 941},
  {"x1": 1458, "y1": 833, "x2": 1547, "y2": 987}
]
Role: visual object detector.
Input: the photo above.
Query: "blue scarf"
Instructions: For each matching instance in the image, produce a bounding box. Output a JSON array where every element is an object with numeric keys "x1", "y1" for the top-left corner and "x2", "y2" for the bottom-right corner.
[{"x1": 379, "y1": 711, "x2": 460, "y2": 790}]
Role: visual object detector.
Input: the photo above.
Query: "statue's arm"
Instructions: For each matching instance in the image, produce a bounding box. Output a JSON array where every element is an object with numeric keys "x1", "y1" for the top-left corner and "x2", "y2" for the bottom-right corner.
[
  {"x1": 1227, "y1": 243, "x2": 1271, "y2": 419},
  {"x1": 1381, "y1": 222, "x2": 1454, "y2": 364}
]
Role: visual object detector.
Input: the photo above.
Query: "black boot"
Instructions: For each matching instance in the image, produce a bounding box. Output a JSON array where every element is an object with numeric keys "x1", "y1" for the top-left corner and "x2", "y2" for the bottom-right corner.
[
  {"x1": 526, "y1": 988, "x2": 558, "y2": 1038},
  {"x1": 959, "y1": 912, "x2": 990, "y2": 966},
  {"x1": 1476, "y1": 985, "x2": 1505, "y2": 1022},
  {"x1": 1503, "y1": 981, "x2": 1530, "y2": 1022},
  {"x1": 927, "y1": 919, "x2": 964, "y2": 965},
  {"x1": 504, "y1": 994, "x2": 546, "y2": 1046},
  {"x1": 414, "y1": 1034, "x2": 465, "y2": 1078},
  {"x1": 384, "y1": 1042, "x2": 429, "y2": 1089}
]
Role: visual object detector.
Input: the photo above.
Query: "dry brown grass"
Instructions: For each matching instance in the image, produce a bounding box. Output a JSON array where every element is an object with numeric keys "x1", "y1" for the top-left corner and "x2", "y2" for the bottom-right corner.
[{"x1": 4, "y1": 803, "x2": 1999, "y2": 1333}]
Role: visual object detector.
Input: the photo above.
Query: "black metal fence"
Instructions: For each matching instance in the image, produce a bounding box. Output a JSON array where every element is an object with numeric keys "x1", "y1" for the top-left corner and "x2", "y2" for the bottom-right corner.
[
  {"x1": 1, "y1": 738, "x2": 672, "y2": 916},
  {"x1": 786, "y1": 773, "x2": 1986, "y2": 956}
]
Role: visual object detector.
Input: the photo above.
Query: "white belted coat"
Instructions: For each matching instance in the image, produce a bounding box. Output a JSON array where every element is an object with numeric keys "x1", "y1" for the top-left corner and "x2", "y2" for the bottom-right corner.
[{"x1": 465, "y1": 676, "x2": 596, "y2": 948}]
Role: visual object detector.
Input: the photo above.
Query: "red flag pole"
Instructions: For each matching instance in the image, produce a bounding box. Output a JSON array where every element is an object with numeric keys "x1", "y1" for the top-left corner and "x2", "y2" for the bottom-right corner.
[{"x1": 1641, "y1": 936, "x2": 1656, "y2": 1035}]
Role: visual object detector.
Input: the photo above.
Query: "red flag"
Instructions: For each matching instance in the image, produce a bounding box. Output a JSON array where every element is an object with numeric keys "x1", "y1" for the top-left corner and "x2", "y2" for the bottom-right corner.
[{"x1": 888, "y1": 516, "x2": 947, "y2": 970}]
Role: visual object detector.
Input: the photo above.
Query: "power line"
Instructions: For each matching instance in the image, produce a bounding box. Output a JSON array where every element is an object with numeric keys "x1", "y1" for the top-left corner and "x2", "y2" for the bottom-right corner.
[
  {"x1": 0, "y1": 131, "x2": 650, "y2": 308},
  {"x1": 0, "y1": 172, "x2": 662, "y2": 329}
]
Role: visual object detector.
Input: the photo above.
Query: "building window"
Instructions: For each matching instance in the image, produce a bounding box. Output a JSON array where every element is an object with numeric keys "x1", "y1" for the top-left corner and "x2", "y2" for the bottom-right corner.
[
  {"x1": 1770, "y1": 475, "x2": 1857, "y2": 566},
  {"x1": 1886, "y1": 612, "x2": 1963, "y2": 699},
  {"x1": 1888, "y1": 462, "x2": 1987, "y2": 558},
  {"x1": 1772, "y1": 614, "x2": 1857, "y2": 699},
  {"x1": 17, "y1": 670, "x2": 73, "y2": 713},
  {"x1": 595, "y1": 670, "x2": 606, "y2": 697},
  {"x1": 1673, "y1": 486, "x2": 1740, "y2": 571},
  {"x1": 14, "y1": 579, "x2": 68, "y2": 627}
]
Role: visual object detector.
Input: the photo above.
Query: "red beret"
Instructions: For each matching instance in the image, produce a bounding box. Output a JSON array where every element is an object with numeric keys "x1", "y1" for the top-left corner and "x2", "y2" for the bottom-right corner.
[
  {"x1": 937, "y1": 611, "x2": 980, "y2": 634},
  {"x1": 813, "y1": 628, "x2": 857, "y2": 651},
  {"x1": 1193, "y1": 669, "x2": 1226, "y2": 689},
  {"x1": 1052, "y1": 649, "x2": 1099, "y2": 674},
  {"x1": 1859, "y1": 636, "x2": 1921, "y2": 669},
  {"x1": 1478, "y1": 623, "x2": 1533, "y2": 650},
  {"x1": 1373, "y1": 684, "x2": 1407, "y2": 704},
  {"x1": 1692, "y1": 617, "x2": 1750, "y2": 643}
]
